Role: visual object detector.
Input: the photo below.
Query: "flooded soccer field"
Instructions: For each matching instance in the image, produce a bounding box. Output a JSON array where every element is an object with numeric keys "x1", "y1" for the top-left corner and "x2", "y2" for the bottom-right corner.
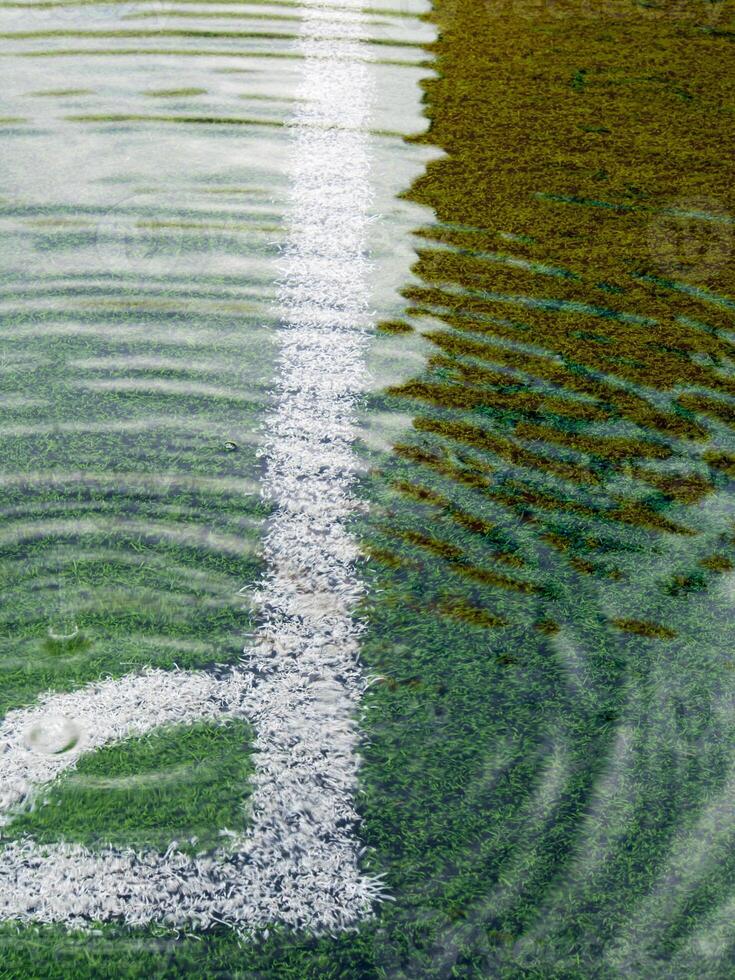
[{"x1": 0, "y1": 0, "x2": 734, "y2": 976}]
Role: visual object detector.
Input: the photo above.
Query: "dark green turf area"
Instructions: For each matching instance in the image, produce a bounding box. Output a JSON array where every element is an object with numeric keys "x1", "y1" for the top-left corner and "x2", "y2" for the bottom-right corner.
[{"x1": 5, "y1": 720, "x2": 254, "y2": 854}]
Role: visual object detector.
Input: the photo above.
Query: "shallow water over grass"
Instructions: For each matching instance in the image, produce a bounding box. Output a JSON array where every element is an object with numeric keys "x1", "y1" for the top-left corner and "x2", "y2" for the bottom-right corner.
[
  {"x1": 0, "y1": 0, "x2": 435, "y2": 949},
  {"x1": 356, "y1": 1, "x2": 735, "y2": 976},
  {"x1": 2, "y1": 0, "x2": 735, "y2": 975}
]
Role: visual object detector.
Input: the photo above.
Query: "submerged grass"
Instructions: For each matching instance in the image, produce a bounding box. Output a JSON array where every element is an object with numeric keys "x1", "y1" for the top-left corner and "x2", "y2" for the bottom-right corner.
[
  {"x1": 2, "y1": 0, "x2": 735, "y2": 977},
  {"x1": 6, "y1": 720, "x2": 254, "y2": 854},
  {"x1": 358, "y1": 0, "x2": 735, "y2": 975}
]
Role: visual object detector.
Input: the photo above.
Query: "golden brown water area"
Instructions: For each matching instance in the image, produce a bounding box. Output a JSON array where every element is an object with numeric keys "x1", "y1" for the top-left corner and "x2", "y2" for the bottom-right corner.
[{"x1": 379, "y1": 0, "x2": 735, "y2": 638}]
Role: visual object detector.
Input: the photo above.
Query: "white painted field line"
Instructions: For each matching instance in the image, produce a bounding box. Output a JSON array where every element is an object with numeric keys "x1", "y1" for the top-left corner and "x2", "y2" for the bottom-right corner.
[{"x1": 0, "y1": 0, "x2": 381, "y2": 932}]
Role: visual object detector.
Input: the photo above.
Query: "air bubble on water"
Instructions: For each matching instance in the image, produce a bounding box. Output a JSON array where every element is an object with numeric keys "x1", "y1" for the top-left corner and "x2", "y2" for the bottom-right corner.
[
  {"x1": 47, "y1": 622, "x2": 79, "y2": 643},
  {"x1": 24, "y1": 715, "x2": 82, "y2": 755}
]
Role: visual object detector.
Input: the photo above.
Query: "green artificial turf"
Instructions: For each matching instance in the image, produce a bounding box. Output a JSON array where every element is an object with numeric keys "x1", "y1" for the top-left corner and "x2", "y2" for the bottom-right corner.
[
  {"x1": 6, "y1": 720, "x2": 254, "y2": 854},
  {"x1": 1, "y1": 0, "x2": 735, "y2": 977}
]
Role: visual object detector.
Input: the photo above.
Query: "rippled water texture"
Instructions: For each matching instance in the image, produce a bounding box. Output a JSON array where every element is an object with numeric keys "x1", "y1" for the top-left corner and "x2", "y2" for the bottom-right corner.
[
  {"x1": 358, "y1": 2, "x2": 735, "y2": 977},
  {"x1": 2, "y1": 0, "x2": 735, "y2": 975},
  {"x1": 0, "y1": 0, "x2": 436, "y2": 952}
]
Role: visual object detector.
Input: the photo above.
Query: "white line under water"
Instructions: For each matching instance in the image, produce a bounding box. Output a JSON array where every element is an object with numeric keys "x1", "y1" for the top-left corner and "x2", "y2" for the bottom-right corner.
[{"x1": 0, "y1": 0, "x2": 383, "y2": 932}]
